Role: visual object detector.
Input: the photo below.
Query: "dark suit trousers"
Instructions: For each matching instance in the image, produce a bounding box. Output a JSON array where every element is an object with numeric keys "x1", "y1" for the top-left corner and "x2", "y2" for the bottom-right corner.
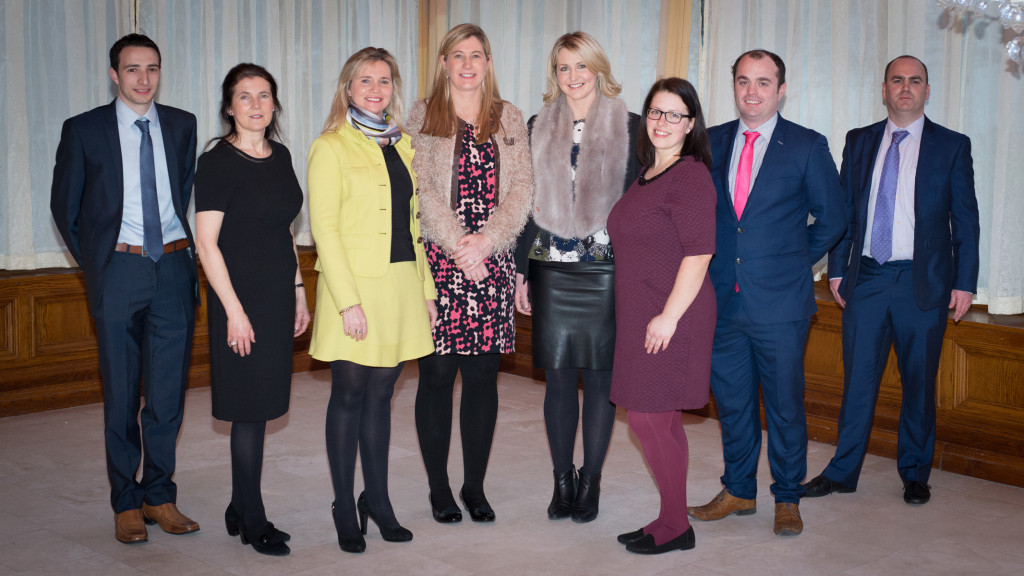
[
  {"x1": 710, "y1": 293, "x2": 810, "y2": 504},
  {"x1": 94, "y1": 249, "x2": 195, "y2": 513},
  {"x1": 823, "y1": 257, "x2": 946, "y2": 488}
]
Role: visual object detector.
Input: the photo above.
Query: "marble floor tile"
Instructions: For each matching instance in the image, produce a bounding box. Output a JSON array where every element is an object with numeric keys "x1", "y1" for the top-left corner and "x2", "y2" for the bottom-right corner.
[{"x1": 0, "y1": 365, "x2": 1021, "y2": 576}]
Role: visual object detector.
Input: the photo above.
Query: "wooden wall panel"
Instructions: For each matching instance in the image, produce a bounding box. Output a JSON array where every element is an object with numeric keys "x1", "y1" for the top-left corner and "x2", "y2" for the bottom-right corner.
[{"x1": 3, "y1": 264, "x2": 1023, "y2": 490}]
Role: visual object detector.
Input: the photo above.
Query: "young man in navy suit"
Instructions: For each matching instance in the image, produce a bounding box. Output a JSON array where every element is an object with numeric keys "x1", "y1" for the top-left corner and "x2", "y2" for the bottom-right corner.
[
  {"x1": 802, "y1": 55, "x2": 979, "y2": 506},
  {"x1": 50, "y1": 34, "x2": 200, "y2": 543},
  {"x1": 687, "y1": 50, "x2": 846, "y2": 536}
]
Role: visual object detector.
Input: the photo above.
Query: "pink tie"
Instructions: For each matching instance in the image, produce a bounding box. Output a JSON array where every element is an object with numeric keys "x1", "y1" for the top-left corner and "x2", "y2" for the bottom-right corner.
[{"x1": 734, "y1": 130, "x2": 759, "y2": 220}]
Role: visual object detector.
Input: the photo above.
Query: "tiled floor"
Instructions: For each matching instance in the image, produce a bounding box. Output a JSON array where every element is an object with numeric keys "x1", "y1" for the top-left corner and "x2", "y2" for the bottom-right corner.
[{"x1": 2, "y1": 366, "x2": 1023, "y2": 575}]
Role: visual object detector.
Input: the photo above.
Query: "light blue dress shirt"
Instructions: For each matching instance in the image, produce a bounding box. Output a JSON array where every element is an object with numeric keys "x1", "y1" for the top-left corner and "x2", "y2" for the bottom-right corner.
[
  {"x1": 726, "y1": 113, "x2": 779, "y2": 203},
  {"x1": 114, "y1": 98, "x2": 187, "y2": 246}
]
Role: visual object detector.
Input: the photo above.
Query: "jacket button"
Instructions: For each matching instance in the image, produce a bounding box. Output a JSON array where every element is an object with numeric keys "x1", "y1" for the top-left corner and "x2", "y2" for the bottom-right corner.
[
  {"x1": 736, "y1": 258, "x2": 742, "y2": 264},
  {"x1": 737, "y1": 227, "x2": 744, "y2": 233},
  {"x1": 417, "y1": 236, "x2": 424, "y2": 243},
  {"x1": 415, "y1": 212, "x2": 421, "y2": 219}
]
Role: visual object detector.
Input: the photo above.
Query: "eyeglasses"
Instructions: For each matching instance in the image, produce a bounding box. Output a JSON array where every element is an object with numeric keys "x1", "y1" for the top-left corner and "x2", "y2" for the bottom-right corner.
[{"x1": 646, "y1": 108, "x2": 693, "y2": 124}]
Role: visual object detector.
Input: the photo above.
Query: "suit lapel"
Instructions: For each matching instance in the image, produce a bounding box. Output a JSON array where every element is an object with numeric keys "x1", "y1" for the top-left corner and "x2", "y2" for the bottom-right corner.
[
  {"x1": 749, "y1": 116, "x2": 786, "y2": 209},
  {"x1": 155, "y1": 104, "x2": 184, "y2": 216},
  {"x1": 714, "y1": 121, "x2": 739, "y2": 223},
  {"x1": 856, "y1": 121, "x2": 885, "y2": 230},
  {"x1": 103, "y1": 101, "x2": 124, "y2": 197},
  {"x1": 914, "y1": 117, "x2": 937, "y2": 217}
]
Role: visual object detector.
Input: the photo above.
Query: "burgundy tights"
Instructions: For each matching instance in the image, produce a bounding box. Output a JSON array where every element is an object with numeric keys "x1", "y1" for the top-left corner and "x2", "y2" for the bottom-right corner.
[{"x1": 627, "y1": 410, "x2": 691, "y2": 545}]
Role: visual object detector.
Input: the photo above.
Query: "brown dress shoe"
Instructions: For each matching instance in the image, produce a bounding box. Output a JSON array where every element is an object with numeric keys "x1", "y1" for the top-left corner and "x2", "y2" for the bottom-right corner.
[
  {"x1": 141, "y1": 503, "x2": 200, "y2": 534},
  {"x1": 773, "y1": 502, "x2": 803, "y2": 536},
  {"x1": 687, "y1": 488, "x2": 756, "y2": 521},
  {"x1": 115, "y1": 509, "x2": 148, "y2": 544}
]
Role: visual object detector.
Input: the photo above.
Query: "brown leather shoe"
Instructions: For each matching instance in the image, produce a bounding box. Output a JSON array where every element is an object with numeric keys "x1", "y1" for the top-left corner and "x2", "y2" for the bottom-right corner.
[
  {"x1": 141, "y1": 502, "x2": 200, "y2": 534},
  {"x1": 687, "y1": 488, "x2": 756, "y2": 521},
  {"x1": 115, "y1": 509, "x2": 148, "y2": 544},
  {"x1": 773, "y1": 502, "x2": 803, "y2": 536}
]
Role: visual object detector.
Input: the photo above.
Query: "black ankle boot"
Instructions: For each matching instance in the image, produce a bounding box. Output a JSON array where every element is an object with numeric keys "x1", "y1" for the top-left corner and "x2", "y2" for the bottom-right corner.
[
  {"x1": 572, "y1": 470, "x2": 601, "y2": 523},
  {"x1": 547, "y1": 466, "x2": 576, "y2": 519}
]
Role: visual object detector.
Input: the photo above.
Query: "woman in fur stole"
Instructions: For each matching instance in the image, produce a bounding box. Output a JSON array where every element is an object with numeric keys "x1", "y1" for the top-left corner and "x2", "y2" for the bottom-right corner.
[{"x1": 513, "y1": 31, "x2": 640, "y2": 523}]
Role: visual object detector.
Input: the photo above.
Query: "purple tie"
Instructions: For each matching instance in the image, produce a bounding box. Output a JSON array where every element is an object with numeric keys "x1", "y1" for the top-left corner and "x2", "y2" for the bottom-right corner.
[{"x1": 870, "y1": 130, "x2": 909, "y2": 264}]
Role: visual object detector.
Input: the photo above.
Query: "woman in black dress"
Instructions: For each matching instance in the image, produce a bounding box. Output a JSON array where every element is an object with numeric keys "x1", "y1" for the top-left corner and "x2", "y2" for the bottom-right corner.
[{"x1": 194, "y1": 63, "x2": 310, "y2": 557}]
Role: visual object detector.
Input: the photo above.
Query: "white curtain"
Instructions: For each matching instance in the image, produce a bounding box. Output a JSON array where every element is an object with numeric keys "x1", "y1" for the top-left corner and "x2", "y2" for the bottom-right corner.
[
  {"x1": 444, "y1": 0, "x2": 662, "y2": 119},
  {"x1": 0, "y1": 0, "x2": 418, "y2": 267},
  {"x1": 696, "y1": 0, "x2": 1024, "y2": 314}
]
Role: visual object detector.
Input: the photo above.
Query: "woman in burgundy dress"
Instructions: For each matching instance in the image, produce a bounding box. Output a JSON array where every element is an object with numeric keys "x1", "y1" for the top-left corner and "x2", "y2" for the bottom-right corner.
[
  {"x1": 406, "y1": 23, "x2": 533, "y2": 524},
  {"x1": 606, "y1": 78, "x2": 716, "y2": 554}
]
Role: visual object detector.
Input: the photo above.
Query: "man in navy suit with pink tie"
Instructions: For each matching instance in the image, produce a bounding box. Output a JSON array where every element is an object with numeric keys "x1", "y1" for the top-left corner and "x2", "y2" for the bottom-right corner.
[
  {"x1": 50, "y1": 34, "x2": 201, "y2": 544},
  {"x1": 687, "y1": 49, "x2": 846, "y2": 537},
  {"x1": 803, "y1": 55, "x2": 980, "y2": 506}
]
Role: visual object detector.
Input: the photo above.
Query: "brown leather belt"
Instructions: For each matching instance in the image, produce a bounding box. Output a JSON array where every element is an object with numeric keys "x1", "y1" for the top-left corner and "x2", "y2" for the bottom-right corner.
[{"x1": 114, "y1": 238, "x2": 190, "y2": 256}]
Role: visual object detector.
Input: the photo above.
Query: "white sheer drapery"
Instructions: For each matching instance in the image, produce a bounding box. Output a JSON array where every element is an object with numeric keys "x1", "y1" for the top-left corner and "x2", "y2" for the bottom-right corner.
[
  {"x1": 696, "y1": 0, "x2": 1024, "y2": 314},
  {"x1": 0, "y1": 0, "x2": 417, "y2": 267}
]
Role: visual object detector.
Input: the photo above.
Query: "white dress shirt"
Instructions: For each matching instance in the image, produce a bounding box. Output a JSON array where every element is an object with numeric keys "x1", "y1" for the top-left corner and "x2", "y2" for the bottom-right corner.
[{"x1": 861, "y1": 115, "x2": 925, "y2": 261}]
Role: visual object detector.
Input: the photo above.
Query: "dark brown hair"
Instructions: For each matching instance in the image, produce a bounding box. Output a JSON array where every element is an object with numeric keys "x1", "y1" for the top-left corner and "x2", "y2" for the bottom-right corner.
[
  {"x1": 109, "y1": 34, "x2": 161, "y2": 70},
  {"x1": 206, "y1": 63, "x2": 283, "y2": 149},
  {"x1": 637, "y1": 77, "x2": 711, "y2": 170},
  {"x1": 731, "y1": 49, "x2": 786, "y2": 86}
]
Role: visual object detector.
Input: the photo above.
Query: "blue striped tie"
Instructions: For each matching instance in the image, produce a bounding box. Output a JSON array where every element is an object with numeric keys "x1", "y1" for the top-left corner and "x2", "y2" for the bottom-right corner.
[
  {"x1": 135, "y1": 118, "x2": 163, "y2": 261},
  {"x1": 869, "y1": 130, "x2": 909, "y2": 264}
]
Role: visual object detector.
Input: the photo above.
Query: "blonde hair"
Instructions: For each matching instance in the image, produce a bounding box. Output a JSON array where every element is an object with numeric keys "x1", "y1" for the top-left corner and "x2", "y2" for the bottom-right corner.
[
  {"x1": 420, "y1": 23, "x2": 504, "y2": 144},
  {"x1": 542, "y1": 31, "x2": 621, "y2": 106},
  {"x1": 322, "y1": 47, "x2": 404, "y2": 133}
]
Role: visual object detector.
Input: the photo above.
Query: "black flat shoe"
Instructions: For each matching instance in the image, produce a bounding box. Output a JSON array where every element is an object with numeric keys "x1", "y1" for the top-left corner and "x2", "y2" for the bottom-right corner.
[
  {"x1": 240, "y1": 525, "x2": 291, "y2": 556},
  {"x1": 903, "y1": 481, "x2": 931, "y2": 505},
  {"x1": 429, "y1": 491, "x2": 463, "y2": 523},
  {"x1": 332, "y1": 501, "x2": 366, "y2": 554},
  {"x1": 357, "y1": 492, "x2": 412, "y2": 542},
  {"x1": 572, "y1": 470, "x2": 601, "y2": 523},
  {"x1": 802, "y1": 474, "x2": 856, "y2": 498},
  {"x1": 625, "y1": 527, "x2": 696, "y2": 555},
  {"x1": 616, "y1": 528, "x2": 645, "y2": 545},
  {"x1": 548, "y1": 466, "x2": 576, "y2": 520},
  {"x1": 225, "y1": 504, "x2": 290, "y2": 542},
  {"x1": 460, "y1": 488, "x2": 495, "y2": 522}
]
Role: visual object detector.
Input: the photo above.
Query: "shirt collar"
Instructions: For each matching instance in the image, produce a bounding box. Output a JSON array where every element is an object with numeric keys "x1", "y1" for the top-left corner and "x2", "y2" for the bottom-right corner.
[
  {"x1": 738, "y1": 112, "x2": 779, "y2": 141},
  {"x1": 115, "y1": 97, "x2": 159, "y2": 131},
  {"x1": 885, "y1": 114, "x2": 924, "y2": 142}
]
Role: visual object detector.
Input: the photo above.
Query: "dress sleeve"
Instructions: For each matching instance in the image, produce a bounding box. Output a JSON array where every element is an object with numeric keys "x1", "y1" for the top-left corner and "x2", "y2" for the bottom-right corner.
[
  {"x1": 669, "y1": 160, "x2": 717, "y2": 256},
  {"x1": 194, "y1": 145, "x2": 233, "y2": 213}
]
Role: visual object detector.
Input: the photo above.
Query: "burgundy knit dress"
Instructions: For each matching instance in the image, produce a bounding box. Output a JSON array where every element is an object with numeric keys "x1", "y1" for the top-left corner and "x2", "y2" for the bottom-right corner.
[{"x1": 606, "y1": 156, "x2": 717, "y2": 412}]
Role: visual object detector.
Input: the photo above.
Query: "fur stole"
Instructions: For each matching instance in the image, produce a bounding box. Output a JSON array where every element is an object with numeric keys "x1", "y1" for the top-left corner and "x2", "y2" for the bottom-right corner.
[{"x1": 530, "y1": 93, "x2": 629, "y2": 238}]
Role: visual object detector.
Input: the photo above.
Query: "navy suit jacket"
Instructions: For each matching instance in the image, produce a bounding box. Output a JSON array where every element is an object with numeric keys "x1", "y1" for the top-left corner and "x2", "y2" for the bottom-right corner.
[
  {"x1": 50, "y1": 100, "x2": 199, "y2": 314},
  {"x1": 826, "y1": 117, "x2": 979, "y2": 310},
  {"x1": 708, "y1": 115, "x2": 846, "y2": 325}
]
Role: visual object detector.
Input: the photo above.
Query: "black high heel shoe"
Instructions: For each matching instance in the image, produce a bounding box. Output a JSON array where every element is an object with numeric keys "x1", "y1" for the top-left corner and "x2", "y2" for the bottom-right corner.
[
  {"x1": 357, "y1": 492, "x2": 412, "y2": 542},
  {"x1": 239, "y1": 524, "x2": 290, "y2": 556},
  {"x1": 332, "y1": 501, "x2": 366, "y2": 554},
  {"x1": 225, "y1": 504, "x2": 290, "y2": 542},
  {"x1": 429, "y1": 491, "x2": 462, "y2": 523},
  {"x1": 459, "y1": 488, "x2": 495, "y2": 522}
]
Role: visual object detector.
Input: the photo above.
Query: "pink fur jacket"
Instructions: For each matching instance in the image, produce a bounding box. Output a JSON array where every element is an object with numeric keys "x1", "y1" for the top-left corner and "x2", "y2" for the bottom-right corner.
[{"x1": 405, "y1": 99, "x2": 534, "y2": 255}]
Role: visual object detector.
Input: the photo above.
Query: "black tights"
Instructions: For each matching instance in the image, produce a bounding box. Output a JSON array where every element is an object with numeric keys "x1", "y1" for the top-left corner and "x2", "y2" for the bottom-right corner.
[
  {"x1": 544, "y1": 368, "x2": 616, "y2": 475},
  {"x1": 325, "y1": 360, "x2": 404, "y2": 537},
  {"x1": 415, "y1": 353, "x2": 500, "y2": 500},
  {"x1": 230, "y1": 420, "x2": 268, "y2": 536}
]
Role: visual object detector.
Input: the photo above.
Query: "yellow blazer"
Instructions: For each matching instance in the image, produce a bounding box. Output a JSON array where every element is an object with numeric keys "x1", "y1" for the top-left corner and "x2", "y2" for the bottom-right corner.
[{"x1": 308, "y1": 122, "x2": 436, "y2": 317}]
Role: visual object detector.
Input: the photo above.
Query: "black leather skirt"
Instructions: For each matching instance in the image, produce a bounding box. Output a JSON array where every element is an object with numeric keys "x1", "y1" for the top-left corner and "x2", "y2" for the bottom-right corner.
[{"x1": 529, "y1": 259, "x2": 615, "y2": 370}]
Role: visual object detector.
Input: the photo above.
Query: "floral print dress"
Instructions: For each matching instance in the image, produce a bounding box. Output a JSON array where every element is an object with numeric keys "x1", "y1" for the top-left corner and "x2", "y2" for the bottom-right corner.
[{"x1": 425, "y1": 124, "x2": 516, "y2": 355}]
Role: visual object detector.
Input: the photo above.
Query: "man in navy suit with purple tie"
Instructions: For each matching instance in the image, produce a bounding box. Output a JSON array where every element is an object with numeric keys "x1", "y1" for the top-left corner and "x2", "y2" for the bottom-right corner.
[
  {"x1": 50, "y1": 34, "x2": 201, "y2": 544},
  {"x1": 687, "y1": 49, "x2": 846, "y2": 537},
  {"x1": 802, "y1": 56, "x2": 979, "y2": 506}
]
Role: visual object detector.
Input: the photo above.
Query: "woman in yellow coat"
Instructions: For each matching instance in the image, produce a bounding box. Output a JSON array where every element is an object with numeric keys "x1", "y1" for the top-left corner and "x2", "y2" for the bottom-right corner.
[{"x1": 308, "y1": 47, "x2": 436, "y2": 554}]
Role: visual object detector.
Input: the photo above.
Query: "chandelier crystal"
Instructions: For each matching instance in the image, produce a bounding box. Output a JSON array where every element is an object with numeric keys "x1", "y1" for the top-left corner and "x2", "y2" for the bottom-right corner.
[{"x1": 938, "y1": 0, "x2": 1024, "y2": 63}]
